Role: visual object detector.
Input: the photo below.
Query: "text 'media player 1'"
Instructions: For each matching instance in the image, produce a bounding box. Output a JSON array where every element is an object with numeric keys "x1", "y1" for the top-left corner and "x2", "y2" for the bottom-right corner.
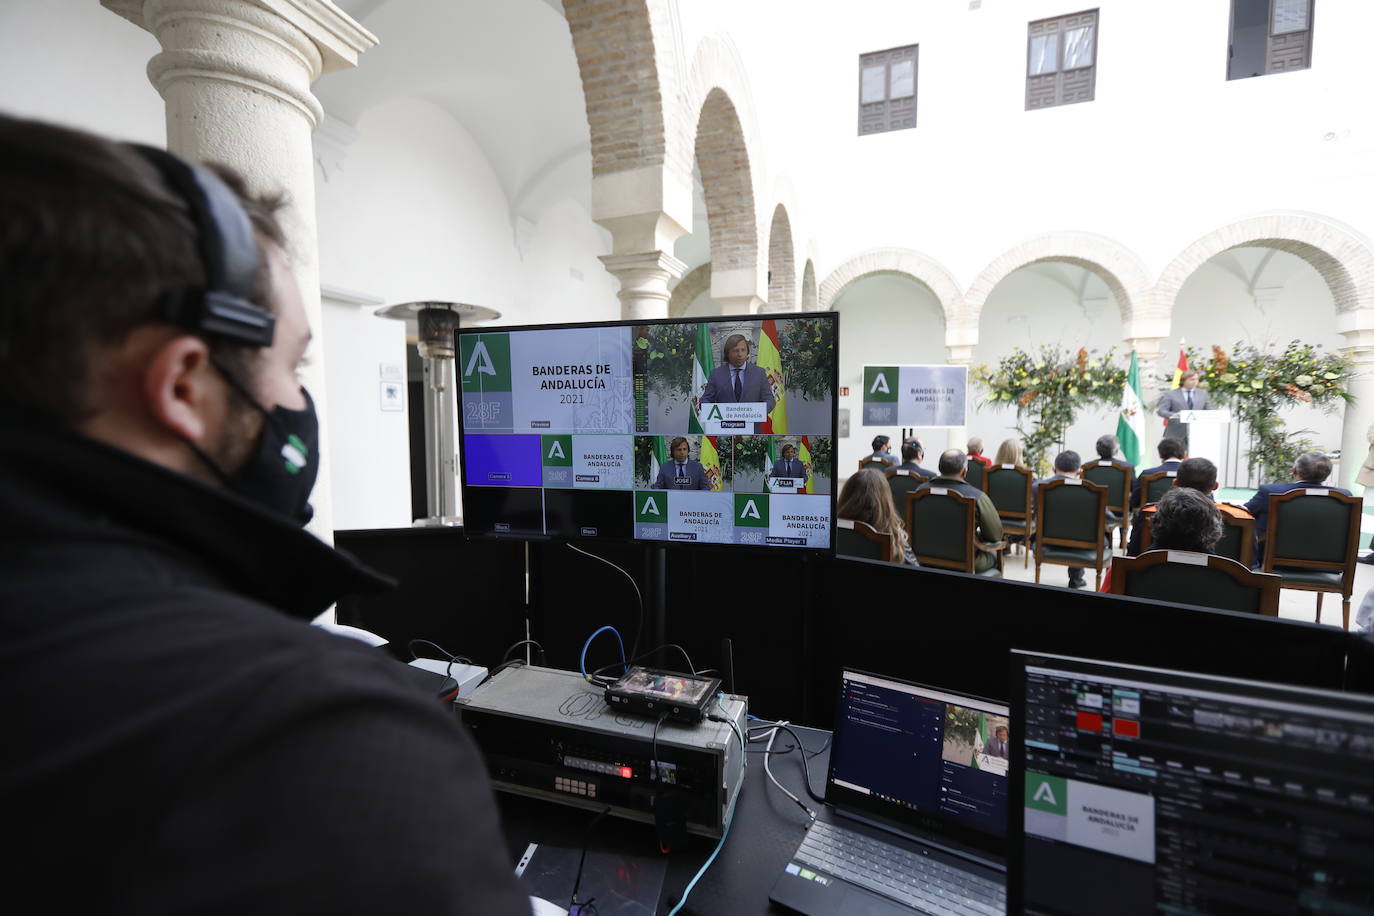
[{"x1": 456, "y1": 315, "x2": 837, "y2": 551}]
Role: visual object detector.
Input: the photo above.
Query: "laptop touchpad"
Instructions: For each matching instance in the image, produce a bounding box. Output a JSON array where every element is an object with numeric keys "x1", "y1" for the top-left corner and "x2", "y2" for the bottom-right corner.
[{"x1": 838, "y1": 887, "x2": 910, "y2": 915}]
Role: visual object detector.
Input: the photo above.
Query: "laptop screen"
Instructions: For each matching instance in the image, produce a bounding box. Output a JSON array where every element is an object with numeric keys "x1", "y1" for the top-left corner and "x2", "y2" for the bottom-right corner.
[
  {"x1": 1010, "y1": 651, "x2": 1374, "y2": 915},
  {"x1": 826, "y1": 670, "x2": 1011, "y2": 848}
]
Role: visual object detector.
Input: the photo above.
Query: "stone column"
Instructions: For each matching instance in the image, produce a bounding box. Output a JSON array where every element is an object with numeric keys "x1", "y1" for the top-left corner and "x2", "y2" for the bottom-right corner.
[
  {"x1": 103, "y1": 0, "x2": 377, "y2": 545},
  {"x1": 1337, "y1": 327, "x2": 1374, "y2": 492},
  {"x1": 599, "y1": 251, "x2": 687, "y2": 320},
  {"x1": 945, "y1": 319, "x2": 977, "y2": 453}
]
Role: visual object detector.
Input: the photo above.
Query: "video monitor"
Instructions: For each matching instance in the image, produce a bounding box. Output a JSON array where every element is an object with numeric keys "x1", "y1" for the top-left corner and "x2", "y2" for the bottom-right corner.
[
  {"x1": 1010, "y1": 651, "x2": 1374, "y2": 916},
  {"x1": 456, "y1": 312, "x2": 838, "y2": 552}
]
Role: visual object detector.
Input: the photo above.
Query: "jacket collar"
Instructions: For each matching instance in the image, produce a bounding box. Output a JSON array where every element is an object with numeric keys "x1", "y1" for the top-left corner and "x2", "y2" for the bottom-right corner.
[{"x1": 0, "y1": 411, "x2": 392, "y2": 619}]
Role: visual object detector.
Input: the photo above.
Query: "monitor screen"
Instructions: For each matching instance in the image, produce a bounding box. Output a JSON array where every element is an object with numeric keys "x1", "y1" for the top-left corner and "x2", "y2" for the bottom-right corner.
[
  {"x1": 827, "y1": 670, "x2": 1011, "y2": 847},
  {"x1": 1010, "y1": 651, "x2": 1374, "y2": 916},
  {"x1": 456, "y1": 312, "x2": 838, "y2": 551}
]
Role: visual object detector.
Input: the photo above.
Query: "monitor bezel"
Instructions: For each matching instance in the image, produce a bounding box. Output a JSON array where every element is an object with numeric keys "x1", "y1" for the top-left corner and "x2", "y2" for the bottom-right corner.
[{"x1": 453, "y1": 309, "x2": 840, "y2": 556}]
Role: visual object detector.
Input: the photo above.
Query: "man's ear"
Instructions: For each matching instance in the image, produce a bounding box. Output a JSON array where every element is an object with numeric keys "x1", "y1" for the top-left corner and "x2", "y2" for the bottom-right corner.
[
  {"x1": 143, "y1": 335, "x2": 217, "y2": 443},
  {"x1": 1212, "y1": 481, "x2": 1220, "y2": 491}
]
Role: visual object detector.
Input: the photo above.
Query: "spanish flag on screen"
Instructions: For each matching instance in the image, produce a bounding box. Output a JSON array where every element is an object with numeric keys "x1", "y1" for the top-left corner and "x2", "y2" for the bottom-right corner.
[
  {"x1": 700, "y1": 434, "x2": 722, "y2": 491},
  {"x1": 758, "y1": 319, "x2": 788, "y2": 434},
  {"x1": 1171, "y1": 345, "x2": 1187, "y2": 389}
]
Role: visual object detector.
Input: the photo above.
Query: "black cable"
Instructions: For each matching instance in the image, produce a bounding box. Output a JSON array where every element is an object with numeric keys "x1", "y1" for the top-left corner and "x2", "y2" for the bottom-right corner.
[
  {"x1": 566, "y1": 543, "x2": 645, "y2": 663},
  {"x1": 651, "y1": 710, "x2": 669, "y2": 783},
  {"x1": 406, "y1": 639, "x2": 472, "y2": 680},
  {"x1": 569, "y1": 805, "x2": 611, "y2": 914},
  {"x1": 502, "y1": 638, "x2": 545, "y2": 664}
]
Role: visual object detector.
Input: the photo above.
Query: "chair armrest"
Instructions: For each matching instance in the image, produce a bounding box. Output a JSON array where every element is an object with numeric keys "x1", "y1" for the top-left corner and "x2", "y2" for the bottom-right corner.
[{"x1": 976, "y1": 540, "x2": 1008, "y2": 554}]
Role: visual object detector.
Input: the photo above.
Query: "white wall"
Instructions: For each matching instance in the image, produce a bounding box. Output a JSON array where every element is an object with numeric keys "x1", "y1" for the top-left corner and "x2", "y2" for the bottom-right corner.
[
  {"x1": 676, "y1": 0, "x2": 1374, "y2": 283},
  {"x1": 831, "y1": 274, "x2": 947, "y2": 473}
]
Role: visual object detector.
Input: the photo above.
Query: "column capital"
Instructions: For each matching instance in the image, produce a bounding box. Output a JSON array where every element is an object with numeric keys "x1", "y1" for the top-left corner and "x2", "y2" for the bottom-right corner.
[
  {"x1": 945, "y1": 346, "x2": 975, "y2": 365},
  {"x1": 599, "y1": 251, "x2": 687, "y2": 320}
]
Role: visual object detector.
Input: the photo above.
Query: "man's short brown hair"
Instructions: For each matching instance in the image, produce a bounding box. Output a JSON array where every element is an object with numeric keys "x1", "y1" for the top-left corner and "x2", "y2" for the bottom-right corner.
[{"x1": 0, "y1": 115, "x2": 286, "y2": 421}]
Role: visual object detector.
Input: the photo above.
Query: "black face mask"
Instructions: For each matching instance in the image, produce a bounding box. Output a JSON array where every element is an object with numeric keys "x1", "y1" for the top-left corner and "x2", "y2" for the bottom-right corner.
[{"x1": 190, "y1": 364, "x2": 321, "y2": 525}]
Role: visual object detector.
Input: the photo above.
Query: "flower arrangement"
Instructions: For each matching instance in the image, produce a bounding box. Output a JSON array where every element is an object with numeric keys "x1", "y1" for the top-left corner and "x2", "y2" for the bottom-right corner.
[
  {"x1": 1174, "y1": 341, "x2": 1354, "y2": 482},
  {"x1": 778, "y1": 317, "x2": 835, "y2": 400},
  {"x1": 972, "y1": 346, "x2": 1127, "y2": 474},
  {"x1": 635, "y1": 323, "x2": 695, "y2": 397}
]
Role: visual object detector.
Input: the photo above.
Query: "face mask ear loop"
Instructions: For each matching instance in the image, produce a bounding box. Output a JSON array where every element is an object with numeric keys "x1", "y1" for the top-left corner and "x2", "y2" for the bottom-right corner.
[
  {"x1": 184, "y1": 437, "x2": 236, "y2": 487},
  {"x1": 208, "y1": 355, "x2": 291, "y2": 440}
]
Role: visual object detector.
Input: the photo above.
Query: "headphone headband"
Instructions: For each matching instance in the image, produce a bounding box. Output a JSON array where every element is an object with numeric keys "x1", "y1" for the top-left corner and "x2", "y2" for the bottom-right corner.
[{"x1": 131, "y1": 145, "x2": 276, "y2": 348}]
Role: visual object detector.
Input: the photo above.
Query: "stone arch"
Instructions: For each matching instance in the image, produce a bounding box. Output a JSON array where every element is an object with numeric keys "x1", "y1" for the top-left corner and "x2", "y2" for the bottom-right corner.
[
  {"x1": 687, "y1": 34, "x2": 767, "y2": 303},
  {"x1": 669, "y1": 262, "x2": 712, "y2": 317},
  {"x1": 564, "y1": 0, "x2": 688, "y2": 178},
  {"x1": 1154, "y1": 213, "x2": 1374, "y2": 321},
  {"x1": 963, "y1": 232, "x2": 1152, "y2": 330},
  {"x1": 819, "y1": 248, "x2": 963, "y2": 324},
  {"x1": 767, "y1": 204, "x2": 796, "y2": 310},
  {"x1": 801, "y1": 259, "x2": 818, "y2": 311}
]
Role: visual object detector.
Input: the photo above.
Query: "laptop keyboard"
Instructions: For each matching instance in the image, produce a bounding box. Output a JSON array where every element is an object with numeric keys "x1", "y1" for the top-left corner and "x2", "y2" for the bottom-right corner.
[{"x1": 796, "y1": 820, "x2": 1006, "y2": 915}]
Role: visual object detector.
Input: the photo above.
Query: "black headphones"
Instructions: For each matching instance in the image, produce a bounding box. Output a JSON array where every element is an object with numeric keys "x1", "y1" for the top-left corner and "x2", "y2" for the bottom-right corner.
[{"x1": 131, "y1": 144, "x2": 277, "y2": 348}]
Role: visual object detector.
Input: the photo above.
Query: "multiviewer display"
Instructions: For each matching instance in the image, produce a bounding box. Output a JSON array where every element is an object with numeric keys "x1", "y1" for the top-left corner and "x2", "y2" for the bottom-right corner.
[{"x1": 457, "y1": 313, "x2": 838, "y2": 550}]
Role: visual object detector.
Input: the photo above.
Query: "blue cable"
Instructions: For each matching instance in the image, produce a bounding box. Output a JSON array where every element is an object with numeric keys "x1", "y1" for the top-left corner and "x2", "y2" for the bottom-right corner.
[
  {"x1": 580, "y1": 625, "x2": 627, "y2": 681},
  {"x1": 667, "y1": 806, "x2": 735, "y2": 916}
]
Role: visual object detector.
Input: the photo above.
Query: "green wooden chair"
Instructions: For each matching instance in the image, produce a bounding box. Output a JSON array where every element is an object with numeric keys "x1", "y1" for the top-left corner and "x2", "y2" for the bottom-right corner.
[
  {"x1": 987, "y1": 464, "x2": 1035, "y2": 568},
  {"x1": 1262, "y1": 488, "x2": 1361, "y2": 629},
  {"x1": 886, "y1": 468, "x2": 927, "y2": 535},
  {"x1": 858, "y1": 457, "x2": 891, "y2": 473},
  {"x1": 1083, "y1": 459, "x2": 1132, "y2": 549},
  {"x1": 836, "y1": 518, "x2": 897, "y2": 564},
  {"x1": 964, "y1": 459, "x2": 986, "y2": 492},
  {"x1": 1109, "y1": 550, "x2": 1279, "y2": 615},
  {"x1": 1139, "y1": 469, "x2": 1177, "y2": 507},
  {"x1": 905, "y1": 487, "x2": 1004, "y2": 576},
  {"x1": 1035, "y1": 477, "x2": 1111, "y2": 589}
]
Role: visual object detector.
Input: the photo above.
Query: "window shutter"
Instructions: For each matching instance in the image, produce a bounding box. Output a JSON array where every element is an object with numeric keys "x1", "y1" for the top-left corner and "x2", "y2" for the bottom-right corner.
[
  {"x1": 1266, "y1": 0, "x2": 1313, "y2": 73},
  {"x1": 1026, "y1": 10, "x2": 1098, "y2": 111},
  {"x1": 858, "y1": 45, "x2": 919, "y2": 135},
  {"x1": 1025, "y1": 17, "x2": 1061, "y2": 110}
]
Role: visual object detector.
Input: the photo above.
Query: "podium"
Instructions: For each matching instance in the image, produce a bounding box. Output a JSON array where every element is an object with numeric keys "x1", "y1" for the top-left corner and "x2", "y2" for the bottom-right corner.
[
  {"x1": 766, "y1": 476, "x2": 806, "y2": 494},
  {"x1": 1176, "y1": 409, "x2": 1231, "y2": 465}
]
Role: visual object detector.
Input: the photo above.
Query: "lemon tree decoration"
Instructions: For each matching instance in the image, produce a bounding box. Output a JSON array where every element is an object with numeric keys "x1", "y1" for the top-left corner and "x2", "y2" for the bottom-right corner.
[{"x1": 972, "y1": 346, "x2": 1127, "y2": 475}]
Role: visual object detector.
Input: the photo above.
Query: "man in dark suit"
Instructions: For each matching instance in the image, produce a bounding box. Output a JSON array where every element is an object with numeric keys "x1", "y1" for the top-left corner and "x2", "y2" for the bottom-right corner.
[
  {"x1": 861, "y1": 434, "x2": 897, "y2": 469},
  {"x1": 895, "y1": 440, "x2": 936, "y2": 478},
  {"x1": 769, "y1": 443, "x2": 807, "y2": 481},
  {"x1": 1243, "y1": 451, "x2": 1350, "y2": 554},
  {"x1": 700, "y1": 333, "x2": 775, "y2": 412},
  {"x1": 917, "y1": 449, "x2": 1003, "y2": 571},
  {"x1": 1131, "y1": 438, "x2": 1187, "y2": 510},
  {"x1": 983, "y1": 726, "x2": 1010, "y2": 759},
  {"x1": 652, "y1": 436, "x2": 710, "y2": 490},
  {"x1": 1156, "y1": 369, "x2": 1211, "y2": 442},
  {"x1": 1033, "y1": 450, "x2": 1110, "y2": 588}
]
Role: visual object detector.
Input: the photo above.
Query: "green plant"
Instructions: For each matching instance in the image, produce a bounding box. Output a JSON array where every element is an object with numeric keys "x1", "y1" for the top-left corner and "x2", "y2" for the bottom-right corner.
[
  {"x1": 635, "y1": 324, "x2": 695, "y2": 398},
  {"x1": 731, "y1": 436, "x2": 770, "y2": 480},
  {"x1": 779, "y1": 317, "x2": 835, "y2": 400},
  {"x1": 807, "y1": 436, "x2": 833, "y2": 475},
  {"x1": 972, "y1": 346, "x2": 1127, "y2": 475}
]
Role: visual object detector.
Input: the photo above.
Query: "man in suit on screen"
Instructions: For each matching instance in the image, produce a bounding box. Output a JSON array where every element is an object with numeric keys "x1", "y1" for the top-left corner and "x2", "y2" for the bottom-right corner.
[
  {"x1": 652, "y1": 436, "x2": 710, "y2": 490},
  {"x1": 700, "y1": 333, "x2": 776, "y2": 413},
  {"x1": 769, "y1": 443, "x2": 808, "y2": 482}
]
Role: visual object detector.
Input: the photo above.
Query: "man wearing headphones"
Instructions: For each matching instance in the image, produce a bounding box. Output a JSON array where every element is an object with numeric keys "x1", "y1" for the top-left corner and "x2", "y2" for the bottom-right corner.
[{"x1": 0, "y1": 116, "x2": 528, "y2": 913}]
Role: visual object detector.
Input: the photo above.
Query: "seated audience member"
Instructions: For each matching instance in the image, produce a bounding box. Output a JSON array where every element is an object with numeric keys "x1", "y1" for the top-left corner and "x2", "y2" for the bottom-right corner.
[
  {"x1": 1126, "y1": 457, "x2": 1251, "y2": 555},
  {"x1": 863, "y1": 434, "x2": 897, "y2": 467},
  {"x1": 993, "y1": 437, "x2": 1024, "y2": 467},
  {"x1": 1100, "y1": 488, "x2": 1224, "y2": 592},
  {"x1": 1094, "y1": 434, "x2": 1130, "y2": 470},
  {"x1": 967, "y1": 436, "x2": 992, "y2": 468},
  {"x1": 1034, "y1": 450, "x2": 1093, "y2": 589},
  {"x1": 837, "y1": 468, "x2": 917, "y2": 566},
  {"x1": 917, "y1": 449, "x2": 1004, "y2": 571},
  {"x1": 1243, "y1": 451, "x2": 1351, "y2": 555},
  {"x1": 0, "y1": 116, "x2": 527, "y2": 911},
  {"x1": 1131, "y1": 437, "x2": 1187, "y2": 510},
  {"x1": 895, "y1": 439, "x2": 937, "y2": 478}
]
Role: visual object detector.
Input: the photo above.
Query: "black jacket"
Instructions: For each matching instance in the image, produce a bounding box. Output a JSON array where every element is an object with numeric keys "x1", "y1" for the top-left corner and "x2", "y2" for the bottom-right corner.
[{"x1": 0, "y1": 412, "x2": 530, "y2": 914}]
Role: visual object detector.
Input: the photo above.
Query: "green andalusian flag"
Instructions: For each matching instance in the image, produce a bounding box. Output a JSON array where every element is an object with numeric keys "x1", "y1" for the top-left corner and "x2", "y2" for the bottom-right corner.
[
  {"x1": 649, "y1": 436, "x2": 667, "y2": 487},
  {"x1": 1117, "y1": 350, "x2": 1145, "y2": 467},
  {"x1": 689, "y1": 323, "x2": 714, "y2": 434}
]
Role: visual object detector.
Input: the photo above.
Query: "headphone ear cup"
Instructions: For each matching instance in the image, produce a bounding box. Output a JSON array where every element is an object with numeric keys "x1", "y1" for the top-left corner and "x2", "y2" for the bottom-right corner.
[{"x1": 130, "y1": 145, "x2": 276, "y2": 347}]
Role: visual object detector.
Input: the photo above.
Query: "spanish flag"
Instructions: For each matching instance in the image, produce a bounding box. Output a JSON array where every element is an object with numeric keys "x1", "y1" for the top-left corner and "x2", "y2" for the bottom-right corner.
[
  {"x1": 700, "y1": 434, "x2": 723, "y2": 491},
  {"x1": 757, "y1": 319, "x2": 788, "y2": 434},
  {"x1": 799, "y1": 435, "x2": 815, "y2": 495},
  {"x1": 1170, "y1": 344, "x2": 1187, "y2": 389}
]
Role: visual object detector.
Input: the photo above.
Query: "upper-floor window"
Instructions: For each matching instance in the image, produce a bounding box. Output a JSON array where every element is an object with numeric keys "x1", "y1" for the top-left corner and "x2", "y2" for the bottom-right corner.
[
  {"x1": 1026, "y1": 9, "x2": 1099, "y2": 111},
  {"x1": 859, "y1": 45, "x2": 918, "y2": 135},
  {"x1": 1228, "y1": 0, "x2": 1314, "y2": 80}
]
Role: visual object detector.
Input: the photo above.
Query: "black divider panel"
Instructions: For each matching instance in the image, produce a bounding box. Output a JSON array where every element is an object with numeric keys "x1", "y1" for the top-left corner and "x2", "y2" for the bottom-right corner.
[
  {"x1": 335, "y1": 528, "x2": 528, "y2": 667},
  {"x1": 804, "y1": 557, "x2": 1366, "y2": 729}
]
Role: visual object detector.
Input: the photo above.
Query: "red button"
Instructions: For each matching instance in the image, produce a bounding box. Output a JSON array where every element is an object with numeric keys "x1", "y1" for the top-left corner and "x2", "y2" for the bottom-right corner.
[{"x1": 620, "y1": 766, "x2": 633, "y2": 778}]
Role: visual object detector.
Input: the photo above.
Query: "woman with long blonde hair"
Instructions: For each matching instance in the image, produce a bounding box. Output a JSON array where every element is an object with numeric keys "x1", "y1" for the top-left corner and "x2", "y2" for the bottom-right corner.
[
  {"x1": 836, "y1": 469, "x2": 917, "y2": 566},
  {"x1": 993, "y1": 437, "x2": 1024, "y2": 467}
]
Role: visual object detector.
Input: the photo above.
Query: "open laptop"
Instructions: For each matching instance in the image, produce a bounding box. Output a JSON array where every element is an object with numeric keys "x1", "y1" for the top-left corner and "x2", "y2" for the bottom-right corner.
[{"x1": 770, "y1": 669, "x2": 1010, "y2": 915}]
